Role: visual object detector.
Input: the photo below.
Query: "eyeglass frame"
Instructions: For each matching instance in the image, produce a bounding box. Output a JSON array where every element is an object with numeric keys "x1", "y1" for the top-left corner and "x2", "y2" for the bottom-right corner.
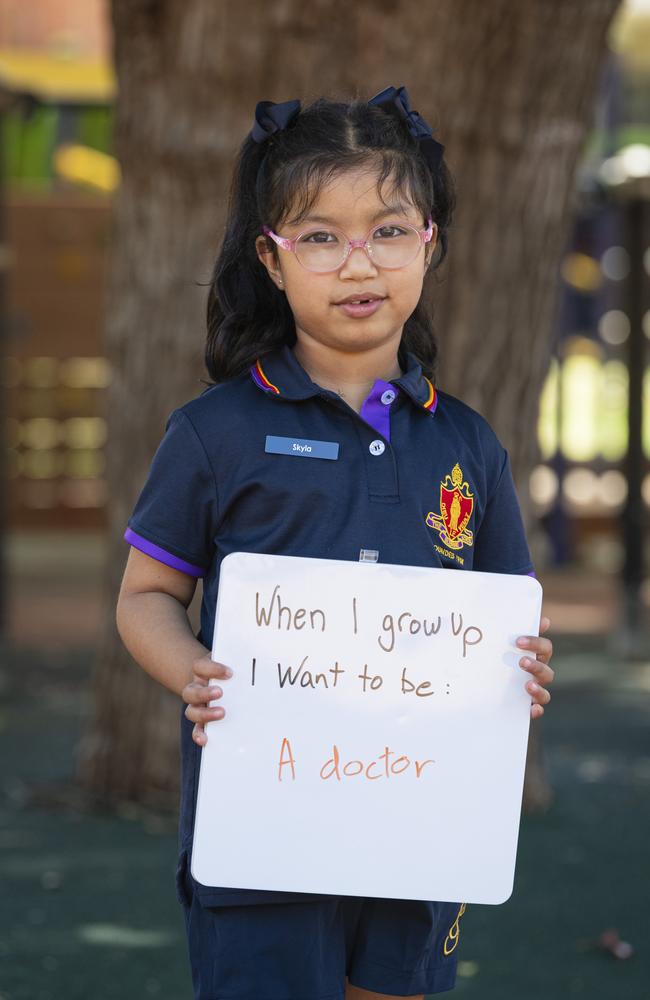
[{"x1": 261, "y1": 216, "x2": 437, "y2": 272}]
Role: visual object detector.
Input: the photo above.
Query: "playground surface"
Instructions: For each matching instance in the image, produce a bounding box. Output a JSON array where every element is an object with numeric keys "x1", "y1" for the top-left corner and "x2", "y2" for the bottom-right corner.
[{"x1": 0, "y1": 533, "x2": 648, "y2": 999}]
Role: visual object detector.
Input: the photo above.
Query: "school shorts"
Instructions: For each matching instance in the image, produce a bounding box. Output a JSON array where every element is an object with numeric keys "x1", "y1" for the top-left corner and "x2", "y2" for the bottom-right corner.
[{"x1": 176, "y1": 855, "x2": 462, "y2": 999}]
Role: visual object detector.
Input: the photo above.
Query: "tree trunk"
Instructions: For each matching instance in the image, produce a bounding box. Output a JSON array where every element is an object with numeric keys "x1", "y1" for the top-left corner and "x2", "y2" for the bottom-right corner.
[{"x1": 77, "y1": 0, "x2": 621, "y2": 810}]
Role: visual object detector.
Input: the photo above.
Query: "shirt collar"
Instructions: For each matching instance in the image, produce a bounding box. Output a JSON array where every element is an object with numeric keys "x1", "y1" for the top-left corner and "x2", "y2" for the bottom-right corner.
[
  {"x1": 250, "y1": 345, "x2": 438, "y2": 415},
  {"x1": 250, "y1": 345, "x2": 320, "y2": 401},
  {"x1": 392, "y1": 352, "x2": 438, "y2": 414}
]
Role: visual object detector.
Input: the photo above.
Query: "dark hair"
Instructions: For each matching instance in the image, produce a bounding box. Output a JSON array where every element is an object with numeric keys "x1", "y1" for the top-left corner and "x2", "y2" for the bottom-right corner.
[{"x1": 203, "y1": 94, "x2": 456, "y2": 385}]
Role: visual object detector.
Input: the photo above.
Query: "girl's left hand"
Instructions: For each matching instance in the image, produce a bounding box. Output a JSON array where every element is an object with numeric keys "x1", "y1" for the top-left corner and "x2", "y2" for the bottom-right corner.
[{"x1": 516, "y1": 615, "x2": 554, "y2": 719}]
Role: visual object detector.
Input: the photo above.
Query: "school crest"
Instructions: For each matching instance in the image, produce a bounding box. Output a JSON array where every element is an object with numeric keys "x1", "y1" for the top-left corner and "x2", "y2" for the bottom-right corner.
[{"x1": 426, "y1": 462, "x2": 474, "y2": 550}]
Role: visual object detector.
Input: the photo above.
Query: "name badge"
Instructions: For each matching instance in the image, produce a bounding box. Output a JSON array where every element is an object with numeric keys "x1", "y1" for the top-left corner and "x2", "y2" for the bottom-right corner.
[{"x1": 265, "y1": 435, "x2": 339, "y2": 461}]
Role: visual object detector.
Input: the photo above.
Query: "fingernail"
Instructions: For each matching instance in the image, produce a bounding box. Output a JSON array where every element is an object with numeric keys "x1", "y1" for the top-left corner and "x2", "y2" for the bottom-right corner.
[
  {"x1": 517, "y1": 638, "x2": 530, "y2": 647},
  {"x1": 529, "y1": 681, "x2": 540, "y2": 692},
  {"x1": 225, "y1": 668, "x2": 233, "y2": 677},
  {"x1": 521, "y1": 657, "x2": 532, "y2": 667}
]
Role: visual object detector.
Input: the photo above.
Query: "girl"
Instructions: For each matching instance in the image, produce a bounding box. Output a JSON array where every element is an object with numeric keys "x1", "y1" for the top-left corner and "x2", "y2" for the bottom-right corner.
[{"x1": 117, "y1": 85, "x2": 554, "y2": 1000}]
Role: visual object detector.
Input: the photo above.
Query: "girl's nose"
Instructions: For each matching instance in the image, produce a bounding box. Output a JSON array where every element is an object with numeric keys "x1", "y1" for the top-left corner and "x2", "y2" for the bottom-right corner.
[{"x1": 338, "y1": 243, "x2": 379, "y2": 278}]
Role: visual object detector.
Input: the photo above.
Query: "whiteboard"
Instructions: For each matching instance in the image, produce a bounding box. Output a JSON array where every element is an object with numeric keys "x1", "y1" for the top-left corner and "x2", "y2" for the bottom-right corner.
[{"x1": 192, "y1": 552, "x2": 542, "y2": 904}]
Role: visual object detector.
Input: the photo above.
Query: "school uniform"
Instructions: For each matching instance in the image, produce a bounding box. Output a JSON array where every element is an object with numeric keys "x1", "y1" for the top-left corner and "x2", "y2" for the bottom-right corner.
[{"x1": 124, "y1": 344, "x2": 534, "y2": 999}]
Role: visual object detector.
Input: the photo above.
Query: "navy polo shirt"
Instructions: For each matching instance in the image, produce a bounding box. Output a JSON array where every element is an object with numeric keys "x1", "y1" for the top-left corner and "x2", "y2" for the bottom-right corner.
[{"x1": 124, "y1": 344, "x2": 534, "y2": 907}]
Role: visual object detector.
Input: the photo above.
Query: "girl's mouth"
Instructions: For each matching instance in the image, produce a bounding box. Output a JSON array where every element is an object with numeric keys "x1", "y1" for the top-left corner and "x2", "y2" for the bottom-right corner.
[{"x1": 335, "y1": 298, "x2": 385, "y2": 318}]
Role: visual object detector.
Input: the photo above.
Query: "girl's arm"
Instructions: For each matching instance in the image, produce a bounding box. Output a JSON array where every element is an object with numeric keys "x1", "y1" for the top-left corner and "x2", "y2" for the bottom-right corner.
[{"x1": 116, "y1": 548, "x2": 231, "y2": 740}]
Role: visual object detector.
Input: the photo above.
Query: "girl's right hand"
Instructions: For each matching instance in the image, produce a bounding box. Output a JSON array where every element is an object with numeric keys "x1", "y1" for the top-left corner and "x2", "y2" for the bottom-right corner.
[{"x1": 182, "y1": 653, "x2": 233, "y2": 746}]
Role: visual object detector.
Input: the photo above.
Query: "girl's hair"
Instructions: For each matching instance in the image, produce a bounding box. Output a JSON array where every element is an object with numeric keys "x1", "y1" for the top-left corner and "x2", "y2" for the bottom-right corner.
[{"x1": 203, "y1": 94, "x2": 456, "y2": 385}]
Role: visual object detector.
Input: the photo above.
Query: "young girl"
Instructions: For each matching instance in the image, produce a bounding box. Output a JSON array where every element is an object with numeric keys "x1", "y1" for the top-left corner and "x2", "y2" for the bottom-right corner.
[{"x1": 117, "y1": 85, "x2": 554, "y2": 1000}]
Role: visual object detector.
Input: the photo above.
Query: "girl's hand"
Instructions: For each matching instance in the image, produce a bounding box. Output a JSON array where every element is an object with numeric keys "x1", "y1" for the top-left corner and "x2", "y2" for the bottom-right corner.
[
  {"x1": 182, "y1": 653, "x2": 233, "y2": 746},
  {"x1": 516, "y1": 615, "x2": 554, "y2": 720}
]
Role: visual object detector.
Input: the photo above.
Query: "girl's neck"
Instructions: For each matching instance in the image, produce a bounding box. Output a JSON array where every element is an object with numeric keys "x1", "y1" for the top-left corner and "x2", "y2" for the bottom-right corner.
[{"x1": 293, "y1": 338, "x2": 402, "y2": 414}]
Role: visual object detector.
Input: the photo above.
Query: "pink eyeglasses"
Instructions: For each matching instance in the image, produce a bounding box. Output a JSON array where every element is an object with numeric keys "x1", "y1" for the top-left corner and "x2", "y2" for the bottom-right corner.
[{"x1": 262, "y1": 216, "x2": 436, "y2": 273}]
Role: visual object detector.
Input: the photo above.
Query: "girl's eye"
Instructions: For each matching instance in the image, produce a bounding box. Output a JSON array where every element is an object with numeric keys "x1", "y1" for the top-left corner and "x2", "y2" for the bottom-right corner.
[
  {"x1": 374, "y1": 225, "x2": 409, "y2": 239},
  {"x1": 302, "y1": 230, "x2": 338, "y2": 244}
]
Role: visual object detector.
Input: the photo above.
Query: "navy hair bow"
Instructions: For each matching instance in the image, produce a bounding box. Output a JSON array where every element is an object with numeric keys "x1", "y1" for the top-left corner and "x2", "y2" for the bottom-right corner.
[
  {"x1": 368, "y1": 85, "x2": 445, "y2": 171},
  {"x1": 251, "y1": 99, "x2": 301, "y2": 143}
]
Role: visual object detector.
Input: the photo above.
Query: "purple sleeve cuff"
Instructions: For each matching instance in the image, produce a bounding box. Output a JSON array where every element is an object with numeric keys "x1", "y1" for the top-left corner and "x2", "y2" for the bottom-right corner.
[{"x1": 124, "y1": 527, "x2": 206, "y2": 578}]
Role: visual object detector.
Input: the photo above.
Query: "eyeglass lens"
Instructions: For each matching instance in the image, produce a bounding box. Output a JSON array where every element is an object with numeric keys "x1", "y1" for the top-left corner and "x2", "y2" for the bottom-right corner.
[{"x1": 295, "y1": 224, "x2": 423, "y2": 272}]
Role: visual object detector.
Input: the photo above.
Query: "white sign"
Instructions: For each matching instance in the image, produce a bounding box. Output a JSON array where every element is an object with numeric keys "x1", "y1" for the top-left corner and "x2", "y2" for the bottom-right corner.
[{"x1": 192, "y1": 552, "x2": 542, "y2": 904}]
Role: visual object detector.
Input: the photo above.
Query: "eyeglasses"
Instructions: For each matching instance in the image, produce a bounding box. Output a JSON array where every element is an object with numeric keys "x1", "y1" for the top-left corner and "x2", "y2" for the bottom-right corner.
[{"x1": 262, "y1": 217, "x2": 436, "y2": 273}]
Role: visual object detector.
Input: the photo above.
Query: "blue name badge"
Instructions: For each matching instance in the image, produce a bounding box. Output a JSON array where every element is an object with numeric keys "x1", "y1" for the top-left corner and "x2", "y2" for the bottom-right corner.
[{"x1": 265, "y1": 435, "x2": 339, "y2": 461}]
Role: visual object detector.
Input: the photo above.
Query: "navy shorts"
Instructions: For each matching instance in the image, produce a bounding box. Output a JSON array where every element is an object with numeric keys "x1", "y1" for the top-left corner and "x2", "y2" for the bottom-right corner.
[{"x1": 176, "y1": 856, "x2": 462, "y2": 999}]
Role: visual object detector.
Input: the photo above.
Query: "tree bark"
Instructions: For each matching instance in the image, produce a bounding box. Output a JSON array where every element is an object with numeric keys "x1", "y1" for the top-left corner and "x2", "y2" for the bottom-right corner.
[{"x1": 77, "y1": 0, "x2": 621, "y2": 810}]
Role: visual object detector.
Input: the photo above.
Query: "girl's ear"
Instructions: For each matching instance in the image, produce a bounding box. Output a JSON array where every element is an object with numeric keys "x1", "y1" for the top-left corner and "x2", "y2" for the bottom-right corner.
[{"x1": 255, "y1": 235, "x2": 285, "y2": 291}]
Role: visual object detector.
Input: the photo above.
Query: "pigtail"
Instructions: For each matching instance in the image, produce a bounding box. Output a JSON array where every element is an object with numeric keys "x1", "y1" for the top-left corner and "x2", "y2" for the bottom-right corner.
[
  {"x1": 428, "y1": 155, "x2": 456, "y2": 274},
  {"x1": 399, "y1": 154, "x2": 456, "y2": 379},
  {"x1": 204, "y1": 135, "x2": 295, "y2": 383}
]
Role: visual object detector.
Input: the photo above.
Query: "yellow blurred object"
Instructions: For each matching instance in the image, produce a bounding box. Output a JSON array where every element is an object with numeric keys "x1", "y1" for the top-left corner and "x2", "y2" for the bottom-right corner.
[
  {"x1": 62, "y1": 417, "x2": 108, "y2": 449},
  {"x1": 54, "y1": 143, "x2": 119, "y2": 192},
  {"x1": 561, "y1": 334, "x2": 603, "y2": 359},
  {"x1": 561, "y1": 354, "x2": 601, "y2": 461},
  {"x1": 538, "y1": 358, "x2": 559, "y2": 459},
  {"x1": 0, "y1": 49, "x2": 115, "y2": 103},
  {"x1": 609, "y1": 4, "x2": 650, "y2": 75},
  {"x1": 561, "y1": 252, "x2": 603, "y2": 293},
  {"x1": 59, "y1": 357, "x2": 112, "y2": 389}
]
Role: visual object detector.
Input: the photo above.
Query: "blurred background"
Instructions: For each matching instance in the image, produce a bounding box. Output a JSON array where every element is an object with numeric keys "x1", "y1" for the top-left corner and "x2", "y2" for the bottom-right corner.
[{"x1": 0, "y1": 0, "x2": 648, "y2": 998}]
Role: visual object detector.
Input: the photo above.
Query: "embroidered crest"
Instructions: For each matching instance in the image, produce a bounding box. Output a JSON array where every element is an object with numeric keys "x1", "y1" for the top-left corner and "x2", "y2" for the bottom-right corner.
[{"x1": 426, "y1": 463, "x2": 474, "y2": 550}]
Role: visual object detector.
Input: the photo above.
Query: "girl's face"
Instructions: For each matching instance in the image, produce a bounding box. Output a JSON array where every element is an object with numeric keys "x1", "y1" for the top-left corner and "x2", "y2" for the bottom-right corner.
[{"x1": 256, "y1": 167, "x2": 437, "y2": 363}]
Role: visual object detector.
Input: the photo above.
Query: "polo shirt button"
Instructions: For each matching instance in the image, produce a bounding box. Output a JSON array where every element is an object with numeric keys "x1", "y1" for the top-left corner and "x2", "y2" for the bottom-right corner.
[
  {"x1": 380, "y1": 389, "x2": 396, "y2": 405},
  {"x1": 369, "y1": 439, "x2": 385, "y2": 456}
]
